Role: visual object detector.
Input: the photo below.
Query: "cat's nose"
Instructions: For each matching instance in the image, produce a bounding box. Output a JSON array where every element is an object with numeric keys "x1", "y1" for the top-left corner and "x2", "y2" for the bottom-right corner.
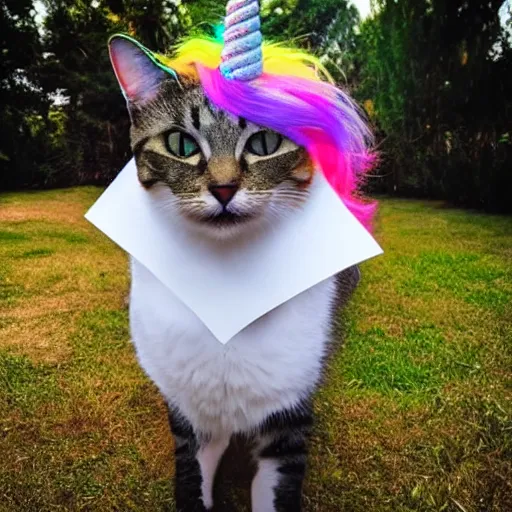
[{"x1": 209, "y1": 183, "x2": 239, "y2": 207}]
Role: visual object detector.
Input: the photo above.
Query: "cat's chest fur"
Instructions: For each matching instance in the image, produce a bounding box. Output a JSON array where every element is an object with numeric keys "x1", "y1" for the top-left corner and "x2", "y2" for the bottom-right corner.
[{"x1": 129, "y1": 258, "x2": 336, "y2": 437}]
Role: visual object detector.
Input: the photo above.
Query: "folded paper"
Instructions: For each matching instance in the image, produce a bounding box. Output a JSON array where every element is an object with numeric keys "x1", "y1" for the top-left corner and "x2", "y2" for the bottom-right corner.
[{"x1": 85, "y1": 158, "x2": 383, "y2": 343}]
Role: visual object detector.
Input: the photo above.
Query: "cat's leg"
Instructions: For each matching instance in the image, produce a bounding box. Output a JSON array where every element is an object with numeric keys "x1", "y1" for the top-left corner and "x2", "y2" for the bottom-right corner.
[
  {"x1": 168, "y1": 407, "x2": 229, "y2": 511},
  {"x1": 196, "y1": 436, "x2": 230, "y2": 509},
  {"x1": 251, "y1": 402, "x2": 313, "y2": 512}
]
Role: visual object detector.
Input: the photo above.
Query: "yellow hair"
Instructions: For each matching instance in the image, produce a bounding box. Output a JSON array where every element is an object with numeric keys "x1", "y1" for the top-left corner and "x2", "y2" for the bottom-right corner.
[{"x1": 154, "y1": 37, "x2": 333, "y2": 83}]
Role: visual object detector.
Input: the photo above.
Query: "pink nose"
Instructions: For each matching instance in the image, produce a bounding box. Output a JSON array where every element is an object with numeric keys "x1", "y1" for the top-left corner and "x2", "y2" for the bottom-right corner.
[{"x1": 209, "y1": 184, "x2": 239, "y2": 207}]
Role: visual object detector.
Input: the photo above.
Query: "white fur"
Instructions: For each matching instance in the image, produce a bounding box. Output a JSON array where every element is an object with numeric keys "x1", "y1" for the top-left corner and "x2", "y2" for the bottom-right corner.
[
  {"x1": 251, "y1": 459, "x2": 281, "y2": 512},
  {"x1": 130, "y1": 173, "x2": 336, "y2": 438},
  {"x1": 197, "y1": 437, "x2": 230, "y2": 508},
  {"x1": 129, "y1": 257, "x2": 336, "y2": 438}
]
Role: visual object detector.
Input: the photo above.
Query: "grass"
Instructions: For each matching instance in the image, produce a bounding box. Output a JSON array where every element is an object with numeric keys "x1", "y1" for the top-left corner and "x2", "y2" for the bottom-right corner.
[{"x1": 0, "y1": 189, "x2": 511, "y2": 511}]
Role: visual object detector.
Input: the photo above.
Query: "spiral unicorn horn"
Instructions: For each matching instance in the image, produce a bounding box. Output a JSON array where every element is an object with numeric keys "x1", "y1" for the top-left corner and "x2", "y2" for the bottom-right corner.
[{"x1": 219, "y1": 0, "x2": 263, "y2": 81}]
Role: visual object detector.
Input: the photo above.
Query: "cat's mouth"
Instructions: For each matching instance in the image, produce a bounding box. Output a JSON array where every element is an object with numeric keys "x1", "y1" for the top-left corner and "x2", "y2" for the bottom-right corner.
[{"x1": 201, "y1": 210, "x2": 255, "y2": 227}]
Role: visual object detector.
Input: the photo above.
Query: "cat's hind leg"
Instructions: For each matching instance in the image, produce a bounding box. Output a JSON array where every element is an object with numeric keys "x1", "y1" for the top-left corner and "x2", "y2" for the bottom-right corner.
[
  {"x1": 168, "y1": 407, "x2": 229, "y2": 511},
  {"x1": 251, "y1": 401, "x2": 313, "y2": 512}
]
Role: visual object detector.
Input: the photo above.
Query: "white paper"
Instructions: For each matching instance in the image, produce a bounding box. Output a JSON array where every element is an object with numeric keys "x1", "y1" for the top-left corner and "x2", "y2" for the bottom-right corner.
[{"x1": 85, "y1": 158, "x2": 382, "y2": 343}]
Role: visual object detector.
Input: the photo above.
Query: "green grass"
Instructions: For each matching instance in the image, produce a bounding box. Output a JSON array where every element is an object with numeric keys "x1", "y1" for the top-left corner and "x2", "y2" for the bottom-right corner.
[{"x1": 0, "y1": 191, "x2": 511, "y2": 511}]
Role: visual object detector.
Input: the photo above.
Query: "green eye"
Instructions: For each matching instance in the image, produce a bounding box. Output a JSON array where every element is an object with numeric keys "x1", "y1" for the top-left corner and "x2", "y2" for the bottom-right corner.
[
  {"x1": 166, "y1": 130, "x2": 200, "y2": 158},
  {"x1": 246, "y1": 131, "x2": 282, "y2": 156}
]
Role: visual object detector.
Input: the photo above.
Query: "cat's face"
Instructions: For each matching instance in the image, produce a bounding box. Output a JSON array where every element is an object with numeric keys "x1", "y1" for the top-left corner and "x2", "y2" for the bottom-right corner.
[{"x1": 110, "y1": 37, "x2": 314, "y2": 239}]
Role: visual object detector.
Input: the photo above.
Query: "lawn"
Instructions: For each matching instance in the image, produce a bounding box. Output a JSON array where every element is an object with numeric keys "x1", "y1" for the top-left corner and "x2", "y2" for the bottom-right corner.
[{"x1": 0, "y1": 188, "x2": 511, "y2": 511}]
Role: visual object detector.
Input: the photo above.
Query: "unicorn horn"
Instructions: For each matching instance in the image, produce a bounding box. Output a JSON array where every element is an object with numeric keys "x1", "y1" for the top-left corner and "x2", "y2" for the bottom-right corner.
[{"x1": 220, "y1": 0, "x2": 263, "y2": 81}]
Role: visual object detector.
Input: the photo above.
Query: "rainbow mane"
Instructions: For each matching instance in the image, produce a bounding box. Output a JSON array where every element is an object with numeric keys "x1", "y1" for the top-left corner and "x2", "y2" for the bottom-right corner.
[{"x1": 155, "y1": 35, "x2": 376, "y2": 230}]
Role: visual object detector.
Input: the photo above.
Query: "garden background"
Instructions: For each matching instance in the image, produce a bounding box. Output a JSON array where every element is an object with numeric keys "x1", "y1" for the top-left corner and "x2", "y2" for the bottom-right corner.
[{"x1": 1, "y1": 1, "x2": 511, "y2": 511}]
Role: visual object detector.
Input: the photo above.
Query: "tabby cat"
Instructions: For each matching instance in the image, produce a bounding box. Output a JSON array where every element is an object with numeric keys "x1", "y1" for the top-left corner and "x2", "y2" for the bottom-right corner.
[{"x1": 109, "y1": 35, "x2": 362, "y2": 512}]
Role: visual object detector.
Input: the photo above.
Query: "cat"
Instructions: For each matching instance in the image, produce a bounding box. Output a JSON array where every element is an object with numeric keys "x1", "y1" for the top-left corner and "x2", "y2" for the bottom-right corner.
[{"x1": 110, "y1": 35, "x2": 363, "y2": 512}]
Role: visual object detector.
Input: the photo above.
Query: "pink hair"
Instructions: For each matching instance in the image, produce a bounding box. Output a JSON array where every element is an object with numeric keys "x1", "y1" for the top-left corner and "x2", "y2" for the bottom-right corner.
[{"x1": 196, "y1": 66, "x2": 376, "y2": 230}]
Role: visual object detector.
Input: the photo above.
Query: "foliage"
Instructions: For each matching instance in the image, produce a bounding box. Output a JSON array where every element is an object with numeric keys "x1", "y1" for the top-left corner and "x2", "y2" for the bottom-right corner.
[
  {"x1": 0, "y1": 0, "x2": 49, "y2": 188},
  {"x1": 0, "y1": 0, "x2": 220, "y2": 190},
  {"x1": 356, "y1": 0, "x2": 512, "y2": 212},
  {"x1": 0, "y1": 0, "x2": 511, "y2": 213}
]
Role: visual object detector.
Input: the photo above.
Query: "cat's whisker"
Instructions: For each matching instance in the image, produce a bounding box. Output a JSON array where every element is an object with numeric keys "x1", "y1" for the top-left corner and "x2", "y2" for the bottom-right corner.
[
  {"x1": 245, "y1": 191, "x2": 272, "y2": 196},
  {"x1": 180, "y1": 200, "x2": 207, "y2": 206},
  {"x1": 272, "y1": 194, "x2": 308, "y2": 203},
  {"x1": 273, "y1": 191, "x2": 308, "y2": 197},
  {"x1": 274, "y1": 192, "x2": 308, "y2": 199}
]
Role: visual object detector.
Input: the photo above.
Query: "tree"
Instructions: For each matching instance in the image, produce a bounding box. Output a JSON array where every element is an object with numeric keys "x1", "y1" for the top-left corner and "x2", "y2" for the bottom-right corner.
[
  {"x1": 0, "y1": 0, "x2": 49, "y2": 189},
  {"x1": 357, "y1": 0, "x2": 512, "y2": 212},
  {"x1": 4, "y1": 0, "x2": 510, "y2": 213}
]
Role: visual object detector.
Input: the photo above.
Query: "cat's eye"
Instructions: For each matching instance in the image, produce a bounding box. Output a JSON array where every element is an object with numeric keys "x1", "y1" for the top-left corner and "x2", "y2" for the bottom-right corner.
[
  {"x1": 245, "y1": 131, "x2": 282, "y2": 156},
  {"x1": 166, "y1": 130, "x2": 200, "y2": 158}
]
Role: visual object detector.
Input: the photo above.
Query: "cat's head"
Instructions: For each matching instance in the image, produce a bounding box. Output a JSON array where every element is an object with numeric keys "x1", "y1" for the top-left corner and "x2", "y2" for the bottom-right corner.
[{"x1": 109, "y1": 36, "x2": 314, "y2": 240}]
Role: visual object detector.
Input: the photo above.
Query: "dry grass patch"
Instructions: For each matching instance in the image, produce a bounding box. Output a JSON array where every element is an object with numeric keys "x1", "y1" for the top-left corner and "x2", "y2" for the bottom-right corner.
[
  {"x1": 0, "y1": 311, "x2": 74, "y2": 363},
  {"x1": 0, "y1": 202, "x2": 85, "y2": 225}
]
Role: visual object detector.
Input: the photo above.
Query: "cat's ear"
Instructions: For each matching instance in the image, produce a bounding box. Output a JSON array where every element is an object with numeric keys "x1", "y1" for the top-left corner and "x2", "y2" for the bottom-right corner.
[{"x1": 108, "y1": 34, "x2": 177, "y2": 103}]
